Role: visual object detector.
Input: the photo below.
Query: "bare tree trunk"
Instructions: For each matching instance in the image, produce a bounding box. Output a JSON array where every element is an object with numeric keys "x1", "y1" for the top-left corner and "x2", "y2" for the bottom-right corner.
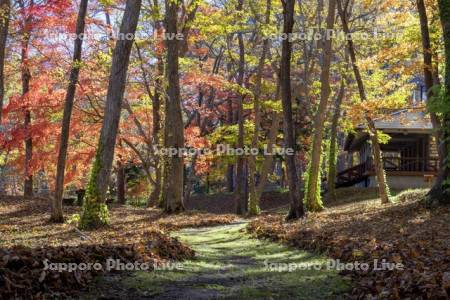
[
  {"x1": 183, "y1": 154, "x2": 197, "y2": 204},
  {"x1": 235, "y1": 0, "x2": 247, "y2": 215},
  {"x1": 304, "y1": 0, "x2": 336, "y2": 212},
  {"x1": 148, "y1": 53, "x2": 163, "y2": 207},
  {"x1": 146, "y1": 0, "x2": 163, "y2": 207},
  {"x1": 226, "y1": 165, "x2": 234, "y2": 192},
  {"x1": 416, "y1": 0, "x2": 444, "y2": 167},
  {"x1": 21, "y1": 10, "x2": 32, "y2": 198},
  {"x1": 117, "y1": 162, "x2": 126, "y2": 204},
  {"x1": 326, "y1": 79, "x2": 345, "y2": 202},
  {"x1": 80, "y1": 0, "x2": 141, "y2": 229},
  {"x1": 226, "y1": 65, "x2": 234, "y2": 193},
  {"x1": 52, "y1": 0, "x2": 88, "y2": 223},
  {"x1": 0, "y1": 0, "x2": 9, "y2": 125},
  {"x1": 255, "y1": 112, "x2": 281, "y2": 199},
  {"x1": 159, "y1": 0, "x2": 185, "y2": 213},
  {"x1": 281, "y1": 0, "x2": 305, "y2": 220},
  {"x1": 24, "y1": 110, "x2": 32, "y2": 197},
  {"x1": 426, "y1": 0, "x2": 450, "y2": 206},
  {"x1": 248, "y1": 0, "x2": 271, "y2": 216},
  {"x1": 337, "y1": 0, "x2": 390, "y2": 204}
]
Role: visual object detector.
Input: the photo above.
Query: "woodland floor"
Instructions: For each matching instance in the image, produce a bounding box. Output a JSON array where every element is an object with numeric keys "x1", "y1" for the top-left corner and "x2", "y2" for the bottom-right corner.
[
  {"x1": 247, "y1": 188, "x2": 450, "y2": 299},
  {"x1": 82, "y1": 222, "x2": 349, "y2": 299},
  {"x1": 0, "y1": 196, "x2": 236, "y2": 298},
  {"x1": 1, "y1": 188, "x2": 449, "y2": 299}
]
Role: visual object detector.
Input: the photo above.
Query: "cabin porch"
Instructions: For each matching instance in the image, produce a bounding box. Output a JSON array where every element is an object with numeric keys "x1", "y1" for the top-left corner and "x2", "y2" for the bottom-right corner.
[{"x1": 337, "y1": 130, "x2": 438, "y2": 189}]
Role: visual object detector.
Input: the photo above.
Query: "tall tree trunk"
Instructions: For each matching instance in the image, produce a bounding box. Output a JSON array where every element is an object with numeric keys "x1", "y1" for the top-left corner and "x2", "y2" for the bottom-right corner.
[
  {"x1": 159, "y1": 0, "x2": 184, "y2": 213},
  {"x1": 416, "y1": 0, "x2": 444, "y2": 167},
  {"x1": 226, "y1": 62, "x2": 234, "y2": 193},
  {"x1": 326, "y1": 79, "x2": 345, "y2": 202},
  {"x1": 117, "y1": 162, "x2": 126, "y2": 204},
  {"x1": 255, "y1": 112, "x2": 281, "y2": 198},
  {"x1": 52, "y1": 0, "x2": 88, "y2": 223},
  {"x1": 235, "y1": 0, "x2": 247, "y2": 215},
  {"x1": 337, "y1": 0, "x2": 390, "y2": 204},
  {"x1": 147, "y1": 0, "x2": 163, "y2": 207},
  {"x1": 248, "y1": 0, "x2": 271, "y2": 216},
  {"x1": 80, "y1": 0, "x2": 141, "y2": 229},
  {"x1": 148, "y1": 53, "x2": 163, "y2": 206},
  {"x1": 21, "y1": 12, "x2": 32, "y2": 198},
  {"x1": 281, "y1": 0, "x2": 305, "y2": 220},
  {"x1": 304, "y1": 0, "x2": 336, "y2": 212},
  {"x1": 427, "y1": 0, "x2": 450, "y2": 206},
  {"x1": 0, "y1": 0, "x2": 9, "y2": 125}
]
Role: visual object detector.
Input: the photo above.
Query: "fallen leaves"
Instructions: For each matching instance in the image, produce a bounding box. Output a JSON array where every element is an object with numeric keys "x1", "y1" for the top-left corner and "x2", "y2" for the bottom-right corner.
[
  {"x1": 0, "y1": 234, "x2": 194, "y2": 299},
  {"x1": 0, "y1": 196, "x2": 236, "y2": 298},
  {"x1": 247, "y1": 188, "x2": 450, "y2": 299}
]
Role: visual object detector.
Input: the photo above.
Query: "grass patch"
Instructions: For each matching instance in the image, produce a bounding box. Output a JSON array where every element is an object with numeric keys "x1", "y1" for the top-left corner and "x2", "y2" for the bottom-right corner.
[{"x1": 91, "y1": 223, "x2": 350, "y2": 299}]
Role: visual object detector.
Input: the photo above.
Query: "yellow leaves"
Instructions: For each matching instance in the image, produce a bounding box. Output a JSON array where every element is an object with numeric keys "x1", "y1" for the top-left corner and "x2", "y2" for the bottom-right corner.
[
  {"x1": 261, "y1": 99, "x2": 282, "y2": 112},
  {"x1": 380, "y1": 0, "x2": 410, "y2": 10},
  {"x1": 377, "y1": 131, "x2": 391, "y2": 145},
  {"x1": 352, "y1": 249, "x2": 365, "y2": 258}
]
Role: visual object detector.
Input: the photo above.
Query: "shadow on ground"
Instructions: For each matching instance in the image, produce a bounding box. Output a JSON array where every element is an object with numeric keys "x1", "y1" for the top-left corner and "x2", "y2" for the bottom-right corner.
[{"x1": 82, "y1": 223, "x2": 350, "y2": 299}]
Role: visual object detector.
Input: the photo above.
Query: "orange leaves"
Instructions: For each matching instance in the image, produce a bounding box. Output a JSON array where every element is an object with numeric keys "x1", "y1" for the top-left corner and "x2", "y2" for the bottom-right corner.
[
  {"x1": 183, "y1": 70, "x2": 227, "y2": 88},
  {"x1": 185, "y1": 126, "x2": 208, "y2": 149}
]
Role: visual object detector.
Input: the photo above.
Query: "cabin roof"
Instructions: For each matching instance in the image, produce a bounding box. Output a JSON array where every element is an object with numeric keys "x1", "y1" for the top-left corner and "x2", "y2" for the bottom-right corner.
[
  {"x1": 357, "y1": 109, "x2": 432, "y2": 131},
  {"x1": 344, "y1": 109, "x2": 433, "y2": 151}
]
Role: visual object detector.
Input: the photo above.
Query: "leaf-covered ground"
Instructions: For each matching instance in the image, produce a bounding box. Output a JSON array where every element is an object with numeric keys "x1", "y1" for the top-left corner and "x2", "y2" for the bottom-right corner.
[
  {"x1": 0, "y1": 196, "x2": 236, "y2": 298},
  {"x1": 247, "y1": 188, "x2": 450, "y2": 299},
  {"x1": 82, "y1": 223, "x2": 350, "y2": 299}
]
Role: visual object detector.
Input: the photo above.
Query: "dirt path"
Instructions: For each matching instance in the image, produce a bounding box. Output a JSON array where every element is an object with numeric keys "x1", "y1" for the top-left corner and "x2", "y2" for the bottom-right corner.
[{"x1": 83, "y1": 222, "x2": 349, "y2": 299}]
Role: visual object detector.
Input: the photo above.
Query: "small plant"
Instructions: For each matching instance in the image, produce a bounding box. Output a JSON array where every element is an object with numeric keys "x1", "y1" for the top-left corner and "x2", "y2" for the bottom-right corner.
[
  {"x1": 393, "y1": 189, "x2": 428, "y2": 203},
  {"x1": 66, "y1": 213, "x2": 81, "y2": 226}
]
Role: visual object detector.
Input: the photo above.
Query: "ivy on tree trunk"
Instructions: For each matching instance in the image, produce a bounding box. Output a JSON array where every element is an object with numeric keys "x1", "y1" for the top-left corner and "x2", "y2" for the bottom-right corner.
[
  {"x1": 304, "y1": 0, "x2": 336, "y2": 212},
  {"x1": 80, "y1": 0, "x2": 142, "y2": 229},
  {"x1": 426, "y1": 0, "x2": 450, "y2": 206}
]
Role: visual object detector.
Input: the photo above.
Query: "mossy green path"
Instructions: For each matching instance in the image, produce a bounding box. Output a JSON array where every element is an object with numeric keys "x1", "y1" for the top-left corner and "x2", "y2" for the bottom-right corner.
[{"x1": 84, "y1": 222, "x2": 350, "y2": 299}]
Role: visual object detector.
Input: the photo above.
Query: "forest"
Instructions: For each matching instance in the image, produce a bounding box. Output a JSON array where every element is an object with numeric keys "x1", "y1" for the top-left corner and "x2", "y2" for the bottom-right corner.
[{"x1": 0, "y1": 0, "x2": 449, "y2": 299}]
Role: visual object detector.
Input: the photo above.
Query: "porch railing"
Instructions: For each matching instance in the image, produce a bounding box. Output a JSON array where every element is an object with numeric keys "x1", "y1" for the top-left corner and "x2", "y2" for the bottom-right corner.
[
  {"x1": 335, "y1": 156, "x2": 439, "y2": 187},
  {"x1": 336, "y1": 160, "x2": 371, "y2": 186},
  {"x1": 381, "y1": 157, "x2": 439, "y2": 173}
]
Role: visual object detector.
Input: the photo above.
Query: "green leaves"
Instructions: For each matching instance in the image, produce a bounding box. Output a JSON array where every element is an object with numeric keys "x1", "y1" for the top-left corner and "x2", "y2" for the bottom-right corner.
[
  {"x1": 377, "y1": 130, "x2": 391, "y2": 144},
  {"x1": 427, "y1": 85, "x2": 450, "y2": 115}
]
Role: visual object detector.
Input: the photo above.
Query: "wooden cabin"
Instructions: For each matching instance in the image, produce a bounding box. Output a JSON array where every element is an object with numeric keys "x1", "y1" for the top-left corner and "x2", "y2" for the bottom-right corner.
[{"x1": 337, "y1": 110, "x2": 439, "y2": 189}]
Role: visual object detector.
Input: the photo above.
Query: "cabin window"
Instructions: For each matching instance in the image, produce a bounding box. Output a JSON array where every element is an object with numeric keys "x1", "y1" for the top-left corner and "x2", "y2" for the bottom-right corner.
[{"x1": 382, "y1": 151, "x2": 401, "y2": 170}]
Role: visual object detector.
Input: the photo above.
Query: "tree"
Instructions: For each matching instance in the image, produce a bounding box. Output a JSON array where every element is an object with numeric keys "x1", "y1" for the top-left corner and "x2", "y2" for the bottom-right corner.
[
  {"x1": 248, "y1": 0, "x2": 271, "y2": 216},
  {"x1": 427, "y1": 0, "x2": 450, "y2": 206},
  {"x1": 281, "y1": 0, "x2": 305, "y2": 220},
  {"x1": 80, "y1": 0, "x2": 142, "y2": 229},
  {"x1": 235, "y1": 0, "x2": 247, "y2": 215},
  {"x1": 0, "y1": 0, "x2": 9, "y2": 125},
  {"x1": 304, "y1": 0, "x2": 336, "y2": 212},
  {"x1": 20, "y1": 0, "x2": 33, "y2": 198},
  {"x1": 146, "y1": 0, "x2": 163, "y2": 206},
  {"x1": 117, "y1": 160, "x2": 126, "y2": 204},
  {"x1": 416, "y1": 0, "x2": 444, "y2": 167},
  {"x1": 326, "y1": 78, "x2": 345, "y2": 202},
  {"x1": 159, "y1": 0, "x2": 185, "y2": 213},
  {"x1": 337, "y1": 0, "x2": 390, "y2": 204},
  {"x1": 52, "y1": 0, "x2": 89, "y2": 223}
]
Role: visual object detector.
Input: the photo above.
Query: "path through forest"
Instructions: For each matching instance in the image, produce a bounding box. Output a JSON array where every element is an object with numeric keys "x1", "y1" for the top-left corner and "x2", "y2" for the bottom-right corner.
[{"x1": 84, "y1": 222, "x2": 350, "y2": 299}]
